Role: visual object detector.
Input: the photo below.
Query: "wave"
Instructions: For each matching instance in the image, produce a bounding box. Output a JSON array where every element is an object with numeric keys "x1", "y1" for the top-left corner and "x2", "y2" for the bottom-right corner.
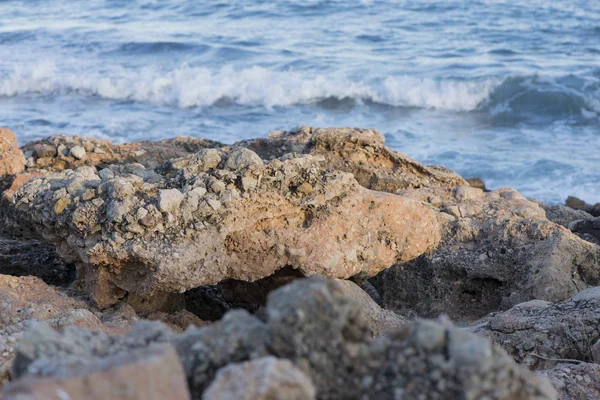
[{"x1": 1, "y1": 63, "x2": 599, "y2": 119}]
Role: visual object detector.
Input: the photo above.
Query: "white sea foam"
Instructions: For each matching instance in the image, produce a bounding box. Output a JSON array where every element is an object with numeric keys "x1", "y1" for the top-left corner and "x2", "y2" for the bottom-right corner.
[{"x1": 0, "y1": 63, "x2": 502, "y2": 111}]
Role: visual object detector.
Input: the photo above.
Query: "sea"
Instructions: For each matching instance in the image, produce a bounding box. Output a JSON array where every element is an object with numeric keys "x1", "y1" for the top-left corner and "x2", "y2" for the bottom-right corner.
[{"x1": 1, "y1": 0, "x2": 599, "y2": 204}]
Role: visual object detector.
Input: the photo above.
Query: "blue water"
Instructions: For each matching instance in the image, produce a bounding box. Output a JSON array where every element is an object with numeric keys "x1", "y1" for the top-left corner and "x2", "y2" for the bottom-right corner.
[{"x1": 1, "y1": 0, "x2": 599, "y2": 203}]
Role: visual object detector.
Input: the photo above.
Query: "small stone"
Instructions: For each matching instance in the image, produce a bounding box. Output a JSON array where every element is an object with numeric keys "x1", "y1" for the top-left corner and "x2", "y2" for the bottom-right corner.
[
  {"x1": 206, "y1": 198, "x2": 221, "y2": 211},
  {"x1": 296, "y1": 182, "x2": 313, "y2": 195},
  {"x1": 69, "y1": 146, "x2": 86, "y2": 160},
  {"x1": 210, "y1": 180, "x2": 226, "y2": 193},
  {"x1": 225, "y1": 148, "x2": 264, "y2": 170},
  {"x1": 158, "y1": 189, "x2": 184, "y2": 213},
  {"x1": 53, "y1": 198, "x2": 71, "y2": 215}
]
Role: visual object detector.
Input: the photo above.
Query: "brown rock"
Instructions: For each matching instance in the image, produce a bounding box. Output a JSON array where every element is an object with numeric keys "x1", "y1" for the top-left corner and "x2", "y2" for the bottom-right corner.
[
  {"x1": 0, "y1": 128, "x2": 25, "y2": 177},
  {"x1": 3, "y1": 153, "x2": 439, "y2": 308},
  {"x1": 376, "y1": 187, "x2": 600, "y2": 322},
  {"x1": 466, "y1": 177, "x2": 488, "y2": 191},
  {"x1": 3, "y1": 344, "x2": 190, "y2": 400},
  {"x1": 0, "y1": 274, "x2": 135, "y2": 385},
  {"x1": 204, "y1": 357, "x2": 316, "y2": 400},
  {"x1": 238, "y1": 127, "x2": 468, "y2": 191}
]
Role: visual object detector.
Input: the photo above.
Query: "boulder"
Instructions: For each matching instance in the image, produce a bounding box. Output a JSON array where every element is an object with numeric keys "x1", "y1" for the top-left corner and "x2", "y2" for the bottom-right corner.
[
  {"x1": 237, "y1": 126, "x2": 468, "y2": 191},
  {"x1": 4, "y1": 344, "x2": 190, "y2": 400},
  {"x1": 375, "y1": 187, "x2": 600, "y2": 322},
  {"x1": 471, "y1": 288, "x2": 600, "y2": 370},
  {"x1": 537, "y1": 363, "x2": 600, "y2": 400},
  {"x1": 2, "y1": 152, "x2": 439, "y2": 308},
  {"x1": 204, "y1": 357, "x2": 316, "y2": 400},
  {"x1": 565, "y1": 196, "x2": 600, "y2": 217},
  {"x1": 0, "y1": 128, "x2": 25, "y2": 177}
]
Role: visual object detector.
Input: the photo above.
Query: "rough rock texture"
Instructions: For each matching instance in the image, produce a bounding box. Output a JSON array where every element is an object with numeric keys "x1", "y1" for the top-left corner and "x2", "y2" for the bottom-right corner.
[
  {"x1": 333, "y1": 279, "x2": 407, "y2": 337},
  {"x1": 3, "y1": 344, "x2": 190, "y2": 400},
  {"x1": 568, "y1": 216, "x2": 600, "y2": 246},
  {"x1": 0, "y1": 274, "x2": 135, "y2": 385},
  {"x1": 2, "y1": 151, "x2": 439, "y2": 308},
  {"x1": 204, "y1": 357, "x2": 316, "y2": 400},
  {"x1": 538, "y1": 363, "x2": 600, "y2": 400},
  {"x1": 375, "y1": 186, "x2": 600, "y2": 321},
  {"x1": 21, "y1": 134, "x2": 223, "y2": 172},
  {"x1": 472, "y1": 288, "x2": 600, "y2": 370},
  {"x1": 530, "y1": 199, "x2": 593, "y2": 228},
  {"x1": 8, "y1": 277, "x2": 556, "y2": 399},
  {"x1": 237, "y1": 126, "x2": 468, "y2": 191},
  {"x1": 0, "y1": 237, "x2": 75, "y2": 286},
  {"x1": 0, "y1": 128, "x2": 25, "y2": 177}
]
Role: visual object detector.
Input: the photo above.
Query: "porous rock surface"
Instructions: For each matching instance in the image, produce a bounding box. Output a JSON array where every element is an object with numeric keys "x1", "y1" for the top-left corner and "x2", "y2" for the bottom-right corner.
[
  {"x1": 6, "y1": 277, "x2": 557, "y2": 400},
  {"x1": 538, "y1": 363, "x2": 600, "y2": 400},
  {"x1": 3, "y1": 343, "x2": 190, "y2": 400},
  {"x1": 203, "y1": 356, "x2": 316, "y2": 400},
  {"x1": 0, "y1": 128, "x2": 25, "y2": 178},
  {"x1": 375, "y1": 186, "x2": 600, "y2": 321},
  {"x1": 21, "y1": 134, "x2": 223, "y2": 172},
  {"x1": 236, "y1": 126, "x2": 468, "y2": 191},
  {"x1": 2, "y1": 150, "x2": 439, "y2": 308},
  {"x1": 472, "y1": 287, "x2": 600, "y2": 370}
]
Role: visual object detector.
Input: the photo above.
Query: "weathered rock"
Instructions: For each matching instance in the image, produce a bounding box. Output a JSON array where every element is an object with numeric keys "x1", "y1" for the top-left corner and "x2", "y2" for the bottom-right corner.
[
  {"x1": 471, "y1": 289, "x2": 600, "y2": 370},
  {"x1": 173, "y1": 310, "x2": 269, "y2": 398},
  {"x1": 530, "y1": 198, "x2": 593, "y2": 228},
  {"x1": 204, "y1": 357, "x2": 316, "y2": 400},
  {"x1": 21, "y1": 134, "x2": 223, "y2": 172},
  {"x1": 265, "y1": 277, "x2": 556, "y2": 400},
  {"x1": 538, "y1": 363, "x2": 600, "y2": 400},
  {"x1": 466, "y1": 177, "x2": 488, "y2": 191},
  {"x1": 565, "y1": 196, "x2": 600, "y2": 217},
  {"x1": 0, "y1": 274, "x2": 137, "y2": 385},
  {"x1": 0, "y1": 128, "x2": 25, "y2": 177},
  {"x1": 237, "y1": 127, "x2": 468, "y2": 191},
  {"x1": 8, "y1": 276, "x2": 556, "y2": 400},
  {"x1": 568, "y1": 216, "x2": 600, "y2": 246},
  {"x1": 0, "y1": 237, "x2": 75, "y2": 286},
  {"x1": 3, "y1": 344, "x2": 190, "y2": 400},
  {"x1": 3, "y1": 152, "x2": 439, "y2": 308},
  {"x1": 376, "y1": 186, "x2": 600, "y2": 322},
  {"x1": 11, "y1": 320, "x2": 172, "y2": 380},
  {"x1": 333, "y1": 279, "x2": 407, "y2": 337}
]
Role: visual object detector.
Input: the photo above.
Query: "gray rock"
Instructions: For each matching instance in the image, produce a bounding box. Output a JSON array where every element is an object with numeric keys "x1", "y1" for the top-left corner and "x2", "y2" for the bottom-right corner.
[
  {"x1": 537, "y1": 363, "x2": 600, "y2": 400},
  {"x1": 530, "y1": 199, "x2": 593, "y2": 228},
  {"x1": 224, "y1": 148, "x2": 264, "y2": 170},
  {"x1": 568, "y1": 217, "x2": 600, "y2": 245},
  {"x1": 158, "y1": 189, "x2": 184, "y2": 213},
  {"x1": 69, "y1": 146, "x2": 86, "y2": 160}
]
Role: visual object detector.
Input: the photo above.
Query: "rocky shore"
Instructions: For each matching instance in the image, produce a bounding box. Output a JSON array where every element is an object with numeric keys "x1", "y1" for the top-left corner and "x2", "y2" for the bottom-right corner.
[{"x1": 1, "y1": 126, "x2": 599, "y2": 399}]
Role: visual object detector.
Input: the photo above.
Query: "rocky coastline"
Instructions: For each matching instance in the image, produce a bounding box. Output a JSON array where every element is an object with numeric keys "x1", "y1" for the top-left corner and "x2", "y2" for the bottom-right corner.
[{"x1": 1, "y1": 126, "x2": 600, "y2": 399}]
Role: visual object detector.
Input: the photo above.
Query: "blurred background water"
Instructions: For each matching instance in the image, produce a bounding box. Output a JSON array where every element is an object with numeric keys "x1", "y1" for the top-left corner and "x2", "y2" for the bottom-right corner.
[{"x1": 1, "y1": 0, "x2": 599, "y2": 203}]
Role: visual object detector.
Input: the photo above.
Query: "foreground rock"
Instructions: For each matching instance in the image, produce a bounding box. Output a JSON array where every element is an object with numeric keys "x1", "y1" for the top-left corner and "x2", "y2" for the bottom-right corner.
[
  {"x1": 3, "y1": 344, "x2": 190, "y2": 400},
  {"x1": 2, "y1": 151, "x2": 439, "y2": 308},
  {"x1": 204, "y1": 357, "x2": 316, "y2": 400},
  {"x1": 538, "y1": 363, "x2": 600, "y2": 400},
  {"x1": 0, "y1": 128, "x2": 25, "y2": 178},
  {"x1": 7, "y1": 277, "x2": 557, "y2": 399},
  {"x1": 237, "y1": 126, "x2": 468, "y2": 191},
  {"x1": 472, "y1": 287, "x2": 600, "y2": 370},
  {"x1": 375, "y1": 186, "x2": 600, "y2": 321},
  {"x1": 21, "y1": 134, "x2": 223, "y2": 172}
]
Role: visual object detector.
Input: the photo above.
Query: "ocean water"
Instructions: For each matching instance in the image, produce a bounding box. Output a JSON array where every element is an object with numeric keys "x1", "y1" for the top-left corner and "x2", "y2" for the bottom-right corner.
[{"x1": 1, "y1": 0, "x2": 599, "y2": 204}]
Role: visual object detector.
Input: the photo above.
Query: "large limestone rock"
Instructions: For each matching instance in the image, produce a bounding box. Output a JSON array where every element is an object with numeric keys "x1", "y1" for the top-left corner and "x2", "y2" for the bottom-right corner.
[
  {"x1": 21, "y1": 134, "x2": 223, "y2": 172},
  {"x1": 237, "y1": 126, "x2": 468, "y2": 191},
  {"x1": 3, "y1": 344, "x2": 190, "y2": 400},
  {"x1": 0, "y1": 128, "x2": 25, "y2": 177},
  {"x1": 2, "y1": 151, "x2": 439, "y2": 308},
  {"x1": 472, "y1": 288, "x2": 600, "y2": 370},
  {"x1": 204, "y1": 357, "x2": 316, "y2": 400},
  {"x1": 9, "y1": 277, "x2": 557, "y2": 400},
  {"x1": 375, "y1": 186, "x2": 600, "y2": 321}
]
